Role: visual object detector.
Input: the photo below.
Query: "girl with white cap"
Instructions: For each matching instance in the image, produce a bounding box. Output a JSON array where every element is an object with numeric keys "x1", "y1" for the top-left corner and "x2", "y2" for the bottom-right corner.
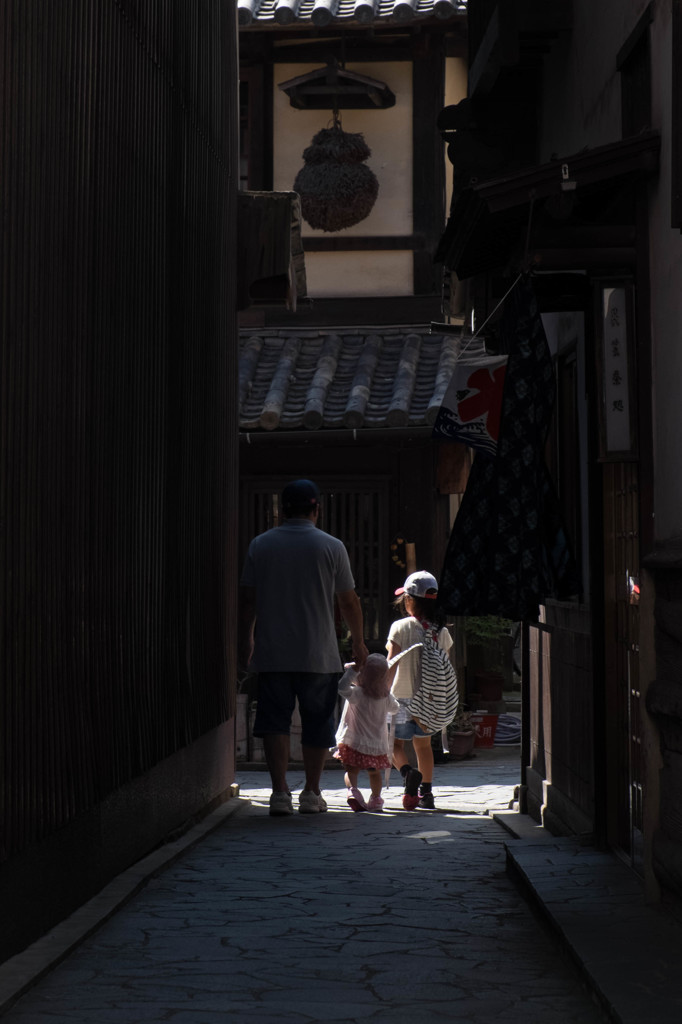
[{"x1": 386, "y1": 571, "x2": 453, "y2": 809}]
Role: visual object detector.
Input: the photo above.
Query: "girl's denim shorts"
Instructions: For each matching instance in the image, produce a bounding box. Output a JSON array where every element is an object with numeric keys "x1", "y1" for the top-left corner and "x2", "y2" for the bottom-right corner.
[{"x1": 393, "y1": 699, "x2": 435, "y2": 739}]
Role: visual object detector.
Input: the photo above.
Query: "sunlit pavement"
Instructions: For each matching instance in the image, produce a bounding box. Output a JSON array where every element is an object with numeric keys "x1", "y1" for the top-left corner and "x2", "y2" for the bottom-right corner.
[{"x1": 237, "y1": 746, "x2": 521, "y2": 818}]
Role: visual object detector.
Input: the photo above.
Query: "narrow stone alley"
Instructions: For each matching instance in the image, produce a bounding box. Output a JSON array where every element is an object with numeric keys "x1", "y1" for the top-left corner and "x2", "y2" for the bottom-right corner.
[{"x1": 0, "y1": 750, "x2": 610, "y2": 1023}]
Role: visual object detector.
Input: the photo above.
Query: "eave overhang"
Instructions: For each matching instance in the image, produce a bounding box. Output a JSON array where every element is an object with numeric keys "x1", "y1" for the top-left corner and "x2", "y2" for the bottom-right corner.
[
  {"x1": 439, "y1": 131, "x2": 661, "y2": 279},
  {"x1": 278, "y1": 64, "x2": 395, "y2": 109}
]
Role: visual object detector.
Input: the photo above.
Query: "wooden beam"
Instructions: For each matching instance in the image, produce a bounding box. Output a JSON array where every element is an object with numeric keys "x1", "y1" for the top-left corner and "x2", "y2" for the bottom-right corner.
[
  {"x1": 302, "y1": 234, "x2": 424, "y2": 251},
  {"x1": 238, "y1": 294, "x2": 442, "y2": 329},
  {"x1": 530, "y1": 248, "x2": 636, "y2": 271},
  {"x1": 269, "y1": 40, "x2": 415, "y2": 63},
  {"x1": 530, "y1": 225, "x2": 637, "y2": 249},
  {"x1": 476, "y1": 132, "x2": 660, "y2": 214}
]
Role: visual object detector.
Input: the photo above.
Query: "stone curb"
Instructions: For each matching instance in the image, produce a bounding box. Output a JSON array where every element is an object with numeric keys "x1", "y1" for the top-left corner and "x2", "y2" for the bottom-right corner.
[
  {"x1": 503, "y1": 827, "x2": 682, "y2": 1024},
  {"x1": 0, "y1": 797, "x2": 251, "y2": 1016}
]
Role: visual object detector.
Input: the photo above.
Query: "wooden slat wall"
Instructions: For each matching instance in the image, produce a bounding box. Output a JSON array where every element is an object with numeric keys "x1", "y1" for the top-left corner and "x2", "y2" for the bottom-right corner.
[
  {"x1": 671, "y1": 0, "x2": 682, "y2": 228},
  {"x1": 603, "y1": 460, "x2": 642, "y2": 858},
  {"x1": 528, "y1": 603, "x2": 595, "y2": 833},
  {"x1": 1, "y1": 1, "x2": 238, "y2": 859}
]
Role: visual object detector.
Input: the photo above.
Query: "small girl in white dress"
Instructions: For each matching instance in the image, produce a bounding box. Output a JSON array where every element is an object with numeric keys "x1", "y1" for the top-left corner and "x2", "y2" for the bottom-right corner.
[{"x1": 333, "y1": 653, "x2": 400, "y2": 812}]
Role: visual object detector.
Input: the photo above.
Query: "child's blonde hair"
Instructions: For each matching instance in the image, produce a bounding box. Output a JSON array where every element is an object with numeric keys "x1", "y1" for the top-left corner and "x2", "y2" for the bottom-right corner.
[{"x1": 357, "y1": 653, "x2": 390, "y2": 700}]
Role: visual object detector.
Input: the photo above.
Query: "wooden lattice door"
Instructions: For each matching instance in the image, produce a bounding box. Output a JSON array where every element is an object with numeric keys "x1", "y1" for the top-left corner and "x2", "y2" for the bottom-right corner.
[{"x1": 240, "y1": 477, "x2": 390, "y2": 647}]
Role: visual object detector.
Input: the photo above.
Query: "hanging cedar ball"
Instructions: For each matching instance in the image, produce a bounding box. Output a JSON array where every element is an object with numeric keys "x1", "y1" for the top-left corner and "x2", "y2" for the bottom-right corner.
[{"x1": 294, "y1": 125, "x2": 379, "y2": 232}]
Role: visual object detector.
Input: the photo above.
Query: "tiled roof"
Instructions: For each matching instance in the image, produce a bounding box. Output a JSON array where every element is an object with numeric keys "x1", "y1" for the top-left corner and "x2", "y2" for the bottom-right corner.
[
  {"x1": 238, "y1": 0, "x2": 466, "y2": 28},
  {"x1": 239, "y1": 326, "x2": 458, "y2": 432}
]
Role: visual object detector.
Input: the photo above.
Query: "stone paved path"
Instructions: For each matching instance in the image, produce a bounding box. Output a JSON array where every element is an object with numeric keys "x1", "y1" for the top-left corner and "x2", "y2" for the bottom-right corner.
[{"x1": 1, "y1": 756, "x2": 607, "y2": 1023}]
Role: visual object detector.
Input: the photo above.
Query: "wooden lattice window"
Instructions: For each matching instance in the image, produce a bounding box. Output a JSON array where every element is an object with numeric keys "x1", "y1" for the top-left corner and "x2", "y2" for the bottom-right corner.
[{"x1": 241, "y1": 477, "x2": 390, "y2": 646}]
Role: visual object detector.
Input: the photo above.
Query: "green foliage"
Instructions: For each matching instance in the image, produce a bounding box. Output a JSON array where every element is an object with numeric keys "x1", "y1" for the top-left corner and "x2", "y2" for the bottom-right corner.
[
  {"x1": 448, "y1": 708, "x2": 475, "y2": 734},
  {"x1": 463, "y1": 615, "x2": 514, "y2": 646}
]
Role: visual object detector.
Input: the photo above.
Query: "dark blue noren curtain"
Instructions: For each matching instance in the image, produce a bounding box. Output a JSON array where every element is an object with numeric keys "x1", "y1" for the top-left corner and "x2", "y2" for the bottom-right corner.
[{"x1": 437, "y1": 277, "x2": 581, "y2": 621}]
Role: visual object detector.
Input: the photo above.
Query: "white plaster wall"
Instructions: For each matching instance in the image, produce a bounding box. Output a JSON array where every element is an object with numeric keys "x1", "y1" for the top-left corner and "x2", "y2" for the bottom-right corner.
[
  {"x1": 274, "y1": 62, "x2": 413, "y2": 235},
  {"x1": 273, "y1": 59, "x2": 467, "y2": 299},
  {"x1": 304, "y1": 251, "x2": 414, "y2": 297},
  {"x1": 274, "y1": 62, "x2": 414, "y2": 297},
  {"x1": 444, "y1": 56, "x2": 468, "y2": 216}
]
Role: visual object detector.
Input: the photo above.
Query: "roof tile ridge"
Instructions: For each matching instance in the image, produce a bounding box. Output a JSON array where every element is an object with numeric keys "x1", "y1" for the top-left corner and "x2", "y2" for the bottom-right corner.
[
  {"x1": 239, "y1": 335, "x2": 264, "y2": 413},
  {"x1": 426, "y1": 334, "x2": 460, "y2": 425},
  {"x1": 260, "y1": 335, "x2": 302, "y2": 430},
  {"x1": 303, "y1": 334, "x2": 342, "y2": 430},
  {"x1": 386, "y1": 333, "x2": 422, "y2": 427},
  {"x1": 343, "y1": 334, "x2": 384, "y2": 429}
]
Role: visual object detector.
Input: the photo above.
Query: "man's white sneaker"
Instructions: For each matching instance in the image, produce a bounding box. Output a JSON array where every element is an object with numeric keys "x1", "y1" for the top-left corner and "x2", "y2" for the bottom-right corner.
[
  {"x1": 298, "y1": 790, "x2": 328, "y2": 814},
  {"x1": 269, "y1": 791, "x2": 294, "y2": 816}
]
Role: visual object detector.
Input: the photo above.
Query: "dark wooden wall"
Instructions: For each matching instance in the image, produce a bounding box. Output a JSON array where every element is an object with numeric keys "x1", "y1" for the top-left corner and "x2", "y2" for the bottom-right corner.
[
  {"x1": 1, "y1": 1, "x2": 238, "y2": 961},
  {"x1": 526, "y1": 605, "x2": 594, "y2": 836}
]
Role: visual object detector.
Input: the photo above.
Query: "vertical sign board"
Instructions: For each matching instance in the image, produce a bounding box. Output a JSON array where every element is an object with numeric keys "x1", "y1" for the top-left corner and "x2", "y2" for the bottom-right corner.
[{"x1": 599, "y1": 286, "x2": 636, "y2": 459}]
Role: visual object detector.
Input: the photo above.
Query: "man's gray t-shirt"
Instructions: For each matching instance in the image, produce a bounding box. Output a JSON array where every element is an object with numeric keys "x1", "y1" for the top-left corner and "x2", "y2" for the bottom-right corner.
[{"x1": 241, "y1": 519, "x2": 355, "y2": 672}]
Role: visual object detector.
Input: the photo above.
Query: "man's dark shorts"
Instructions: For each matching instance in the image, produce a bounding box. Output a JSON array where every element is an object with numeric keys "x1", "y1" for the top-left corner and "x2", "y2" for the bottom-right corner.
[{"x1": 253, "y1": 672, "x2": 340, "y2": 748}]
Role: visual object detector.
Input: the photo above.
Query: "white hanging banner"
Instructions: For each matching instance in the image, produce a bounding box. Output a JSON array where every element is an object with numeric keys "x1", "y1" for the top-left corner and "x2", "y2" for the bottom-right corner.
[{"x1": 432, "y1": 349, "x2": 508, "y2": 457}]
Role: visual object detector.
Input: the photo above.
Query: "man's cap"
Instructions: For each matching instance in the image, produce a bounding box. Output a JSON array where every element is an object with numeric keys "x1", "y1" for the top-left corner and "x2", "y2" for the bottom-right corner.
[
  {"x1": 281, "y1": 479, "x2": 320, "y2": 514},
  {"x1": 395, "y1": 570, "x2": 439, "y2": 599}
]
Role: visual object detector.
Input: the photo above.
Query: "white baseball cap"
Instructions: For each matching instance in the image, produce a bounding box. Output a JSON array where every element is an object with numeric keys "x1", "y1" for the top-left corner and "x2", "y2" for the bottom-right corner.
[{"x1": 395, "y1": 571, "x2": 439, "y2": 599}]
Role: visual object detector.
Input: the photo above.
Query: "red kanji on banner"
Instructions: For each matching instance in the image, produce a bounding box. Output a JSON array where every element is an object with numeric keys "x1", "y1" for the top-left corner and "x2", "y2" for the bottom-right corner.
[
  {"x1": 432, "y1": 352, "x2": 508, "y2": 456},
  {"x1": 458, "y1": 366, "x2": 507, "y2": 442}
]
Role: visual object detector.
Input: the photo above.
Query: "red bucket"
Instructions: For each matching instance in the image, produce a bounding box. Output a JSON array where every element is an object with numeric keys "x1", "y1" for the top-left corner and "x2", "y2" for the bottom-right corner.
[{"x1": 472, "y1": 712, "x2": 499, "y2": 748}]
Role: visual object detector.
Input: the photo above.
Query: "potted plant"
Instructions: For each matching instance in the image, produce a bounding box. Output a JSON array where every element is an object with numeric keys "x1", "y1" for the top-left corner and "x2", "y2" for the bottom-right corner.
[{"x1": 447, "y1": 708, "x2": 476, "y2": 760}]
